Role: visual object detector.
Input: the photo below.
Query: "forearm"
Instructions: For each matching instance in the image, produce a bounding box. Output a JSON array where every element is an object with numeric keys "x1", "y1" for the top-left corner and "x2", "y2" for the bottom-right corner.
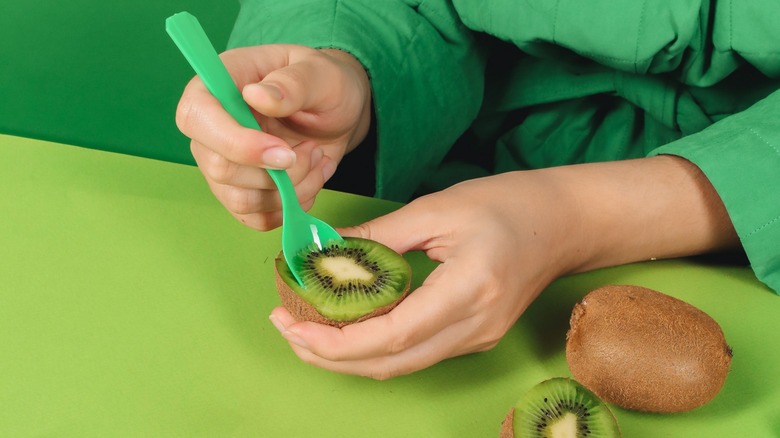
[{"x1": 546, "y1": 155, "x2": 739, "y2": 275}]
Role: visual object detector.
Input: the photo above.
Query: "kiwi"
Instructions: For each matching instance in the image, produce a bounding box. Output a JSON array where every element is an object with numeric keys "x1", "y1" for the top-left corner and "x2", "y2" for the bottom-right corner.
[
  {"x1": 499, "y1": 377, "x2": 621, "y2": 438},
  {"x1": 565, "y1": 285, "x2": 732, "y2": 413},
  {"x1": 274, "y1": 237, "x2": 411, "y2": 328}
]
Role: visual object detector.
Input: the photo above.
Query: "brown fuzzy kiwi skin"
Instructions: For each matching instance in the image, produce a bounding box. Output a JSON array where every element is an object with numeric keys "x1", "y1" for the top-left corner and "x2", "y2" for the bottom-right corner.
[
  {"x1": 273, "y1": 252, "x2": 411, "y2": 329},
  {"x1": 565, "y1": 285, "x2": 732, "y2": 413},
  {"x1": 498, "y1": 408, "x2": 514, "y2": 438}
]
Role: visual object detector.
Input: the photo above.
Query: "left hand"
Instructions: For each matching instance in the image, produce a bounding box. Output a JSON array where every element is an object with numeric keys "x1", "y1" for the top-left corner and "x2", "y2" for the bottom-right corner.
[
  {"x1": 267, "y1": 156, "x2": 739, "y2": 379},
  {"x1": 268, "y1": 171, "x2": 576, "y2": 379}
]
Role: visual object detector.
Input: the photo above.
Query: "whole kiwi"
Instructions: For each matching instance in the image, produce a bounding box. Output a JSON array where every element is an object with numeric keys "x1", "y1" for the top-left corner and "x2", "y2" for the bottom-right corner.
[
  {"x1": 274, "y1": 237, "x2": 411, "y2": 328},
  {"x1": 565, "y1": 285, "x2": 732, "y2": 413}
]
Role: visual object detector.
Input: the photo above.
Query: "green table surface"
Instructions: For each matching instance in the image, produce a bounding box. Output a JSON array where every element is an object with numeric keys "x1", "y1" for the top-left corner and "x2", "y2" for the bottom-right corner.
[{"x1": 1, "y1": 134, "x2": 778, "y2": 437}]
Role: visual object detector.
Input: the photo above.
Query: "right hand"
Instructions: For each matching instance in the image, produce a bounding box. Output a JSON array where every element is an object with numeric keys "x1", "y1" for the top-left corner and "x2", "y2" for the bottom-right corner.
[{"x1": 176, "y1": 44, "x2": 372, "y2": 230}]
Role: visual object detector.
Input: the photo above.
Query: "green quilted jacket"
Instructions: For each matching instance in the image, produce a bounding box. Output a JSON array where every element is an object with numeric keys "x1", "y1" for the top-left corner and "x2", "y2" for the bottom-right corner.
[{"x1": 229, "y1": 0, "x2": 780, "y2": 293}]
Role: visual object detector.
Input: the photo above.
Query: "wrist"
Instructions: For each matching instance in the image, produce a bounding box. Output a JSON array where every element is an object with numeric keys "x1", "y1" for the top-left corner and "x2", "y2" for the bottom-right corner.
[
  {"x1": 460, "y1": 171, "x2": 589, "y2": 282},
  {"x1": 552, "y1": 156, "x2": 739, "y2": 274}
]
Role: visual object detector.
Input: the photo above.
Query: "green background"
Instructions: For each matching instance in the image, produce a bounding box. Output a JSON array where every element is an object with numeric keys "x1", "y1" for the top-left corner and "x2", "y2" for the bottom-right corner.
[{"x1": 0, "y1": 0, "x2": 239, "y2": 164}]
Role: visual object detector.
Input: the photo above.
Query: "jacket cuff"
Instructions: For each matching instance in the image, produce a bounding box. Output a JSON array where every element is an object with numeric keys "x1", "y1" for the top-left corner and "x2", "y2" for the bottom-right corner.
[{"x1": 650, "y1": 90, "x2": 780, "y2": 294}]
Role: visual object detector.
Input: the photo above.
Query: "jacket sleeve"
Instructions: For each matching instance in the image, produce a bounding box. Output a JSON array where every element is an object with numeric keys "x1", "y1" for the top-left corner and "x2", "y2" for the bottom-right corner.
[
  {"x1": 227, "y1": 0, "x2": 486, "y2": 201},
  {"x1": 643, "y1": 1, "x2": 780, "y2": 294},
  {"x1": 650, "y1": 90, "x2": 780, "y2": 294}
]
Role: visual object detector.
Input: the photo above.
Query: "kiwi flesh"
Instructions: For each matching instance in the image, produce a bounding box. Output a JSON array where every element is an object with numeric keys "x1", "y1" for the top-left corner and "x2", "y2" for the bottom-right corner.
[
  {"x1": 565, "y1": 285, "x2": 732, "y2": 413},
  {"x1": 500, "y1": 377, "x2": 621, "y2": 438},
  {"x1": 274, "y1": 237, "x2": 411, "y2": 328}
]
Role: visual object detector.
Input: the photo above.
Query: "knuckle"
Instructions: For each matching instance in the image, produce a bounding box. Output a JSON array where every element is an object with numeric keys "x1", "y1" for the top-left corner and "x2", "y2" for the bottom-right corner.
[
  {"x1": 204, "y1": 153, "x2": 235, "y2": 184},
  {"x1": 222, "y1": 187, "x2": 259, "y2": 215},
  {"x1": 254, "y1": 214, "x2": 282, "y2": 231},
  {"x1": 472, "y1": 273, "x2": 504, "y2": 308},
  {"x1": 175, "y1": 95, "x2": 199, "y2": 135},
  {"x1": 279, "y1": 66, "x2": 306, "y2": 86},
  {"x1": 367, "y1": 368, "x2": 397, "y2": 381},
  {"x1": 235, "y1": 213, "x2": 279, "y2": 231},
  {"x1": 476, "y1": 339, "x2": 501, "y2": 353},
  {"x1": 221, "y1": 131, "x2": 253, "y2": 164},
  {"x1": 299, "y1": 197, "x2": 316, "y2": 212},
  {"x1": 199, "y1": 125, "x2": 259, "y2": 166},
  {"x1": 296, "y1": 353, "x2": 320, "y2": 368},
  {"x1": 387, "y1": 331, "x2": 412, "y2": 355},
  {"x1": 480, "y1": 325, "x2": 506, "y2": 347},
  {"x1": 350, "y1": 222, "x2": 374, "y2": 241}
]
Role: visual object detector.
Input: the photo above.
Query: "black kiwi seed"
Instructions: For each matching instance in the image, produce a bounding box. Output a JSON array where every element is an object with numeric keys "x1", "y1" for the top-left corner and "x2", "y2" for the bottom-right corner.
[
  {"x1": 503, "y1": 378, "x2": 620, "y2": 438},
  {"x1": 274, "y1": 237, "x2": 412, "y2": 328}
]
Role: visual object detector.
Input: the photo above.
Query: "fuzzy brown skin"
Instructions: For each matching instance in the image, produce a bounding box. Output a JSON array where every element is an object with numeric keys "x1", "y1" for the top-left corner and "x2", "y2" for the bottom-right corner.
[
  {"x1": 566, "y1": 285, "x2": 732, "y2": 413},
  {"x1": 498, "y1": 408, "x2": 514, "y2": 438},
  {"x1": 274, "y1": 255, "x2": 410, "y2": 328}
]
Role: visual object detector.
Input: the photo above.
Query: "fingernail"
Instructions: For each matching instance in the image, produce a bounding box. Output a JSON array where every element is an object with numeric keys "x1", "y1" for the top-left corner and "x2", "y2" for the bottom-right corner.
[
  {"x1": 322, "y1": 161, "x2": 337, "y2": 182},
  {"x1": 262, "y1": 147, "x2": 296, "y2": 169},
  {"x1": 269, "y1": 315, "x2": 286, "y2": 333},
  {"x1": 310, "y1": 147, "x2": 324, "y2": 168},
  {"x1": 282, "y1": 330, "x2": 311, "y2": 350},
  {"x1": 258, "y1": 83, "x2": 283, "y2": 101}
]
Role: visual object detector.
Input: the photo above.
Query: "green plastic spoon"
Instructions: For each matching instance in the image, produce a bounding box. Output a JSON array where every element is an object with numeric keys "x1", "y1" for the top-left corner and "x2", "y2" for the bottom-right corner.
[{"x1": 165, "y1": 11, "x2": 342, "y2": 286}]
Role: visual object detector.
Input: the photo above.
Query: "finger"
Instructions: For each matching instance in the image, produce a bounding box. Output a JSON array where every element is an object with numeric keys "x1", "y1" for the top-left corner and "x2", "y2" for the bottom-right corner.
[
  {"x1": 225, "y1": 141, "x2": 335, "y2": 213},
  {"x1": 338, "y1": 195, "x2": 451, "y2": 257},
  {"x1": 203, "y1": 162, "x2": 334, "y2": 232},
  {"x1": 241, "y1": 52, "x2": 344, "y2": 120},
  {"x1": 269, "y1": 307, "x2": 298, "y2": 331},
  {"x1": 204, "y1": 178, "x2": 280, "y2": 215},
  {"x1": 287, "y1": 141, "x2": 324, "y2": 185},
  {"x1": 270, "y1": 256, "x2": 511, "y2": 378},
  {"x1": 177, "y1": 77, "x2": 296, "y2": 169},
  {"x1": 231, "y1": 208, "x2": 283, "y2": 231},
  {"x1": 191, "y1": 140, "x2": 271, "y2": 189},
  {"x1": 270, "y1": 304, "x2": 473, "y2": 379},
  {"x1": 192, "y1": 139, "x2": 323, "y2": 190},
  {"x1": 278, "y1": 262, "x2": 475, "y2": 362},
  {"x1": 200, "y1": 138, "x2": 332, "y2": 209},
  {"x1": 293, "y1": 152, "x2": 338, "y2": 211},
  {"x1": 218, "y1": 44, "x2": 296, "y2": 86},
  {"x1": 286, "y1": 315, "x2": 488, "y2": 380}
]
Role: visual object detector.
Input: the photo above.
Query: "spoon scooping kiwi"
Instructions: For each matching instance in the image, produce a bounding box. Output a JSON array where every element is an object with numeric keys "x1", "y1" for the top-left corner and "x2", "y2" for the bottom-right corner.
[{"x1": 274, "y1": 237, "x2": 412, "y2": 328}]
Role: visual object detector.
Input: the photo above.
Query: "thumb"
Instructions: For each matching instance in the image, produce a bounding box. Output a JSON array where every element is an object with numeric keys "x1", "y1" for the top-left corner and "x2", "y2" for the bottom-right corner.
[
  {"x1": 338, "y1": 198, "x2": 440, "y2": 255},
  {"x1": 242, "y1": 53, "x2": 340, "y2": 119}
]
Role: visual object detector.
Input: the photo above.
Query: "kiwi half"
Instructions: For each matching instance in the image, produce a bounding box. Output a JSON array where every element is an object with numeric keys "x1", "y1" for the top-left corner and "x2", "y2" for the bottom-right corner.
[
  {"x1": 274, "y1": 237, "x2": 411, "y2": 328},
  {"x1": 500, "y1": 378, "x2": 620, "y2": 438}
]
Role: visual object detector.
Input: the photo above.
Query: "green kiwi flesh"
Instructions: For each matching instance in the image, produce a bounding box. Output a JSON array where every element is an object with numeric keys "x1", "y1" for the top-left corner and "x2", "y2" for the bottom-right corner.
[
  {"x1": 504, "y1": 378, "x2": 620, "y2": 438},
  {"x1": 274, "y1": 237, "x2": 411, "y2": 324}
]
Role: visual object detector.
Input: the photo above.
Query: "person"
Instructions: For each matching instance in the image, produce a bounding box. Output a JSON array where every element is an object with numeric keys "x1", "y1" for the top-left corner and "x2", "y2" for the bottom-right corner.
[{"x1": 175, "y1": 0, "x2": 780, "y2": 379}]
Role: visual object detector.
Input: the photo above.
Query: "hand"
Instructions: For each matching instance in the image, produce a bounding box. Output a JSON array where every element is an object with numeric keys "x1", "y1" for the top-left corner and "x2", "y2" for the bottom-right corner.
[
  {"x1": 269, "y1": 170, "x2": 576, "y2": 379},
  {"x1": 176, "y1": 45, "x2": 371, "y2": 230},
  {"x1": 267, "y1": 156, "x2": 738, "y2": 379}
]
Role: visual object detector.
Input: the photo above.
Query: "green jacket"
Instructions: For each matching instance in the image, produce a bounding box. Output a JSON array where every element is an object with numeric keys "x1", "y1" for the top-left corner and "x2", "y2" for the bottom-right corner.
[{"x1": 229, "y1": 0, "x2": 780, "y2": 294}]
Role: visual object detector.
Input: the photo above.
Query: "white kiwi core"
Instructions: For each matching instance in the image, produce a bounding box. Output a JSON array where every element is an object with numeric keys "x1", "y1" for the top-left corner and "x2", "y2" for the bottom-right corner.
[
  {"x1": 320, "y1": 256, "x2": 373, "y2": 282},
  {"x1": 548, "y1": 412, "x2": 578, "y2": 438}
]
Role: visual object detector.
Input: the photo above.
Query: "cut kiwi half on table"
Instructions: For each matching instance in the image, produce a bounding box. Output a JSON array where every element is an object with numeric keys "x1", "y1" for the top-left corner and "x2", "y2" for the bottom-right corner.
[
  {"x1": 274, "y1": 237, "x2": 412, "y2": 328},
  {"x1": 500, "y1": 377, "x2": 621, "y2": 438}
]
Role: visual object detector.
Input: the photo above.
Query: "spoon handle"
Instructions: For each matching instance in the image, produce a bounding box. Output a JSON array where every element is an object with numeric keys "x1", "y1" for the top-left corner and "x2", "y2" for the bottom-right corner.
[{"x1": 165, "y1": 12, "x2": 299, "y2": 209}]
